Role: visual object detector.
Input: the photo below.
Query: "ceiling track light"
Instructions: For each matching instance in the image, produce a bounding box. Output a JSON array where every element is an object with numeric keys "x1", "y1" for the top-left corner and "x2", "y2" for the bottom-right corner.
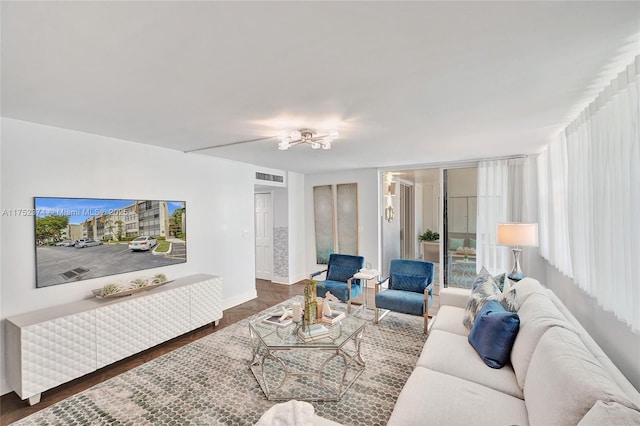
[{"x1": 276, "y1": 128, "x2": 339, "y2": 151}]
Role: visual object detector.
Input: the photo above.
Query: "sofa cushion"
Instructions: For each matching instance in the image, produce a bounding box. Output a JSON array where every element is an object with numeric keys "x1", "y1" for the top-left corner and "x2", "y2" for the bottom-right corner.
[
  {"x1": 388, "y1": 367, "x2": 529, "y2": 426},
  {"x1": 390, "y1": 272, "x2": 428, "y2": 293},
  {"x1": 510, "y1": 277, "x2": 546, "y2": 304},
  {"x1": 417, "y1": 329, "x2": 523, "y2": 399},
  {"x1": 468, "y1": 300, "x2": 520, "y2": 369},
  {"x1": 317, "y1": 280, "x2": 362, "y2": 303},
  {"x1": 510, "y1": 292, "x2": 577, "y2": 389},
  {"x1": 577, "y1": 400, "x2": 640, "y2": 426},
  {"x1": 431, "y1": 305, "x2": 469, "y2": 336},
  {"x1": 375, "y1": 289, "x2": 426, "y2": 316},
  {"x1": 524, "y1": 327, "x2": 638, "y2": 426},
  {"x1": 463, "y1": 276, "x2": 518, "y2": 330},
  {"x1": 439, "y1": 287, "x2": 472, "y2": 309}
]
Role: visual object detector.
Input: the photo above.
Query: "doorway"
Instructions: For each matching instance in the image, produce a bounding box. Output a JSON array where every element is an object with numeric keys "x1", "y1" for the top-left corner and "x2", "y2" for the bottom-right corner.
[
  {"x1": 254, "y1": 192, "x2": 273, "y2": 281},
  {"x1": 399, "y1": 183, "x2": 415, "y2": 259}
]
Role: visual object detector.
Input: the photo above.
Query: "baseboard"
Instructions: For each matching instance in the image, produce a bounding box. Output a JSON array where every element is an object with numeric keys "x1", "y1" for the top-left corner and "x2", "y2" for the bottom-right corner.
[
  {"x1": 1, "y1": 377, "x2": 11, "y2": 396},
  {"x1": 271, "y1": 276, "x2": 292, "y2": 285},
  {"x1": 222, "y1": 289, "x2": 258, "y2": 311}
]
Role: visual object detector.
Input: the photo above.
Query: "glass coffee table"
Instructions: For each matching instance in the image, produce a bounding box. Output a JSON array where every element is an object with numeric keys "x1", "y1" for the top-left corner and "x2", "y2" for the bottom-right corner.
[{"x1": 248, "y1": 296, "x2": 366, "y2": 401}]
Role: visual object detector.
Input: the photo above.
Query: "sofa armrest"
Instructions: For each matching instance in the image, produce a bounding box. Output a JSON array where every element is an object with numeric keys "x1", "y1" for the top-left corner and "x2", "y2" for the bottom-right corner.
[{"x1": 440, "y1": 287, "x2": 471, "y2": 308}]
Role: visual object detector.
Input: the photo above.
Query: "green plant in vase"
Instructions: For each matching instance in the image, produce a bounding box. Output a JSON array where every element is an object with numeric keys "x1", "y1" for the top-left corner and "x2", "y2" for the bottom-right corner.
[
  {"x1": 130, "y1": 278, "x2": 148, "y2": 289},
  {"x1": 418, "y1": 229, "x2": 440, "y2": 242},
  {"x1": 100, "y1": 283, "x2": 121, "y2": 297},
  {"x1": 151, "y1": 273, "x2": 167, "y2": 284}
]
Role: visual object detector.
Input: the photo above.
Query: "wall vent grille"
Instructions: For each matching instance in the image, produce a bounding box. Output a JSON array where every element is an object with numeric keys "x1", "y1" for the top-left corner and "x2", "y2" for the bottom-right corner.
[{"x1": 255, "y1": 172, "x2": 284, "y2": 183}]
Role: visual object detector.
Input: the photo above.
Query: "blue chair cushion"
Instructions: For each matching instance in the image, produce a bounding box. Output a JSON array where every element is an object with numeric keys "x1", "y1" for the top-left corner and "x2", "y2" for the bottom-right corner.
[
  {"x1": 468, "y1": 300, "x2": 520, "y2": 369},
  {"x1": 391, "y1": 272, "x2": 428, "y2": 293},
  {"x1": 327, "y1": 264, "x2": 356, "y2": 283},
  {"x1": 317, "y1": 280, "x2": 362, "y2": 303},
  {"x1": 375, "y1": 289, "x2": 432, "y2": 316}
]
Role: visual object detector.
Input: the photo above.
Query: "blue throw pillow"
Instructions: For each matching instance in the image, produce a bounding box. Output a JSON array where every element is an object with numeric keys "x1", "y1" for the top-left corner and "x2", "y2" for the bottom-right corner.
[
  {"x1": 326, "y1": 265, "x2": 356, "y2": 283},
  {"x1": 391, "y1": 273, "x2": 428, "y2": 293},
  {"x1": 468, "y1": 300, "x2": 520, "y2": 369}
]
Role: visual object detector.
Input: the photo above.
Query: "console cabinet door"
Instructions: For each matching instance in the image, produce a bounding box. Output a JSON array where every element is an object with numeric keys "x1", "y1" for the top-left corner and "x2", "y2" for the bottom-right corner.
[
  {"x1": 21, "y1": 311, "x2": 96, "y2": 398},
  {"x1": 190, "y1": 277, "x2": 223, "y2": 329},
  {"x1": 147, "y1": 286, "x2": 191, "y2": 347},
  {"x1": 95, "y1": 297, "x2": 151, "y2": 368}
]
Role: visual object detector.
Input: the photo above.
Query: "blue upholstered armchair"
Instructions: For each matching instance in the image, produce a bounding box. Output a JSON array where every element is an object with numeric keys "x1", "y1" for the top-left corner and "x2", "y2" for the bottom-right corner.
[
  {"x1": 310, "y1": 254, "x2": 365, "y2": 314},
  {"x1": 374, "y1": 259, "x2": 435, "y2": 333}
]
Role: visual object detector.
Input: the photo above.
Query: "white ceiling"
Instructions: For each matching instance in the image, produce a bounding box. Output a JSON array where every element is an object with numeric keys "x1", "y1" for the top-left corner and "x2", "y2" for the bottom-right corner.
[{"x1": 2, "y1": 1, "x2": 639, "y2": 174}]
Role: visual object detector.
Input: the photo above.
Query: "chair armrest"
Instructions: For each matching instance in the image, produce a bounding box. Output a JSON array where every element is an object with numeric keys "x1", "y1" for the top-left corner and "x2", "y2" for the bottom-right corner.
[
  {"x1": 376, "y1": 276, "x2": 389, "y2": 287},
  {"x1": 440, "y1": 287, "x2": 472, "y2": 308},
  {"x1": 310, "y1": 269, "x2": 327, "y2": 279}
]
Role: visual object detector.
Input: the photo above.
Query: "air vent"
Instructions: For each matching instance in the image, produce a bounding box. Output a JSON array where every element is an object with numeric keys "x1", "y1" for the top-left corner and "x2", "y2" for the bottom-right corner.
[{"x1": 256, "y1": 172, "x2": 284, "y2": 183}]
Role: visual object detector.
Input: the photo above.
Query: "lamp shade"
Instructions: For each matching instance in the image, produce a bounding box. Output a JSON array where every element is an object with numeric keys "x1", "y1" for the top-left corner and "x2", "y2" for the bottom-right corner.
[{"x1": 497, "y1": 223, "x2": 538, "y2": 247}]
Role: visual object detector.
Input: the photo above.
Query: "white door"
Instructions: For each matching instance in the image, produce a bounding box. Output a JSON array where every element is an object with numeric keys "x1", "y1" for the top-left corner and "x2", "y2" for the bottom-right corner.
[{"x1": 255, "y1": 193, "x2": 273, "y2": 280}]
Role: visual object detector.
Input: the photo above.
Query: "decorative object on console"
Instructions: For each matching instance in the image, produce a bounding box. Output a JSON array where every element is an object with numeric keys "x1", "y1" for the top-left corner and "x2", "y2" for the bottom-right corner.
[
  {"x1": 92, "y1": 276, "x2": 173, "y2": 299},
  {"x1": 497, "y1": 222, "x2": 539, "y2": 282},
  {"x1": 34, "y1": 197, "x2": 186, "y2": 288},
  {"x1": 468, "y1": 300, "x2": 520, "y2": 368}
]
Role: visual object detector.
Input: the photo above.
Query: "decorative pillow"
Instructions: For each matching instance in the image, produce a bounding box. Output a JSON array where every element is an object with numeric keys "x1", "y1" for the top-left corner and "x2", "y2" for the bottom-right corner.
[
  {"x1": 448, "y1": 237, "x2": 465, "y2": 251},
  {"x1": 463, "y1": 275, "x2": 501, "y2": 329},
  {"x1": 470, "y1": 238, "x2": 477, "y2": 249},
  {"x1": 391, "y1": 273, "x2": 428, "y2": 293},
  {"x1": 326, "y1": 265, "x2": 355, "y2": 283},
  {"x1": 468, "y1": 300, "x2": 520, "y2": 368},
  {"x1": 472, "y1": 267, "x2": 506, "y2": 292},
  {"x1": 464, "y1": 274, "x2": 518, "y2": 330}
]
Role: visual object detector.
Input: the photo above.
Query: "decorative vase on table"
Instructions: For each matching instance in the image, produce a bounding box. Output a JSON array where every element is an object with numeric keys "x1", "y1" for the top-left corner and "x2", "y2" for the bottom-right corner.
[{"x1": 304, "y1": 280, "x2": 318, "y2": 326}]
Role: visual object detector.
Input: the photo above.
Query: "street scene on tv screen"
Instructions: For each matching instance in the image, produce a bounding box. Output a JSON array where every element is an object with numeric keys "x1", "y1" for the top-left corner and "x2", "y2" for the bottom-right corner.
[{"x1": 34, "y1": 197, "x2": 187, "y2": 288}]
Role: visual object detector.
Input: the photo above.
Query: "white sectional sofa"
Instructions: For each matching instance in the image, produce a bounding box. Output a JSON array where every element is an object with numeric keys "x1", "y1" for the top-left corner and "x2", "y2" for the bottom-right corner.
[{"x1": 388, "y1": 277, "x2": 640, "y2": 426}]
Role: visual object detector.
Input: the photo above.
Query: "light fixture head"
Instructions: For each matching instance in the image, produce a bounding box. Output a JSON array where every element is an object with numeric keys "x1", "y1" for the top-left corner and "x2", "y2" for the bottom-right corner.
[{"x1": 275, "y1": 128, "x2": 338, "y2": 150}]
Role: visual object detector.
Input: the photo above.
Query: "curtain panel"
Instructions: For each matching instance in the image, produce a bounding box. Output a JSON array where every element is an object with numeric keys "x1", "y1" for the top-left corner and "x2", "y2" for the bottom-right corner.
[
  {"x1": 477, "y1": 158, "x2": 529, "y2": 275},
  {"x1": 538, "y1": 56, "x2": 639, "y2": 332}
]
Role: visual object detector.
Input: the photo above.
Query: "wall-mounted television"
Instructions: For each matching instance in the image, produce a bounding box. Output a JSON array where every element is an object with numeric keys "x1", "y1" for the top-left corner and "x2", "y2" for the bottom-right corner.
[{"x1": 34, "y1": 197, "x2": 187, "y2": 288}]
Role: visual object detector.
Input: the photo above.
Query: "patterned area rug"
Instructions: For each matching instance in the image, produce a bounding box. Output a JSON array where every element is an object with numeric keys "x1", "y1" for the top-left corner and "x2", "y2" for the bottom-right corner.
[{"x1": 13, "y1": 299, "x2": 427, "y2": 426}]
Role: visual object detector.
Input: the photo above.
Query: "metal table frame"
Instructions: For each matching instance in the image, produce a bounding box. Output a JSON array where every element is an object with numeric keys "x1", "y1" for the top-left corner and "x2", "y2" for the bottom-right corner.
[{"x1": 249, "y1": 300, "x2": 366, "y2": 401}]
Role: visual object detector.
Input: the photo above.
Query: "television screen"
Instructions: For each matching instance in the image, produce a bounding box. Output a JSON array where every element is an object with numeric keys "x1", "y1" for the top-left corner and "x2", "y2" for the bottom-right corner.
[{"x1": 34, "y1": 197, "x2": 187, "y2": 288}]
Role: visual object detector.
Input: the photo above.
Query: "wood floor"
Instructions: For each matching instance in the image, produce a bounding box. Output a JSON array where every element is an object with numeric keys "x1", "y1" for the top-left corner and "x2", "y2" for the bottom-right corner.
[{"x1": 0, "y1": 279, "x2": 440, "y2": 425}]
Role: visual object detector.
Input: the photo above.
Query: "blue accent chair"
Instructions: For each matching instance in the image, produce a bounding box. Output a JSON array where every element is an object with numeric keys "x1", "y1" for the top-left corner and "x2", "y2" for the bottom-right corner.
[
  {"x1": 310, "y1": 254, "x2": 365, "y2": 314},
  {"x1": 374, "y1": 259, "x2": 435, "y2": 333}
]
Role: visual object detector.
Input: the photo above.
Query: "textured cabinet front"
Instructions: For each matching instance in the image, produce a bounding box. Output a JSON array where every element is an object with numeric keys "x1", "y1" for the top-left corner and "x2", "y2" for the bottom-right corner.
[
  {"x1": 148, "y1": 286, "x2": 191, "y2": 346},
  {"x1": 6, "y1": 274, "x2": 222, "y2": 403},
  {"x1": 190, "y1": 277, "x2": 223, "y2": 329},
  {"x1": 96, "y1": 297, "x2": 151, "y2": 368},
  {"x1": 21, "y1": 311, "x2": 96, "y2": 398}
]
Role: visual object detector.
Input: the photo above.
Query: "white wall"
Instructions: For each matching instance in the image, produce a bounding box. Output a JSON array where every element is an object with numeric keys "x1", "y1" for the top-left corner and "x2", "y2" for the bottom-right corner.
[
  {"x1": 305, "y1": 169, "x2": 379, "y2": 276},
  {"x1": 287, "y1": 172, "x2": 306, "y2": 284},
  {"x1": 0, "y1": 118, "x2": 258, "y2": 395}
]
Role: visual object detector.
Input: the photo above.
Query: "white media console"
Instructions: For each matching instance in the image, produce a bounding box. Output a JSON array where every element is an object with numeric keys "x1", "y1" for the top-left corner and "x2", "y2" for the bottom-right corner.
[{"x1": 5, "y1": 273, "x2": 223, "y2": 405}]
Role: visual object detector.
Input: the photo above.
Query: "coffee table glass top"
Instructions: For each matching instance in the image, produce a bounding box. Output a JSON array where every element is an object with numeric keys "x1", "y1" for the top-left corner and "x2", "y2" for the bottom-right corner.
[{"x1": 249, "y1": 295, "x2": 366, "y2": 349}]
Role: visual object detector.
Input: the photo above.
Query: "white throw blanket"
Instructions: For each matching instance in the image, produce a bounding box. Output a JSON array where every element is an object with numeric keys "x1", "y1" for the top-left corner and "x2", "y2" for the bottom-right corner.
[{"x1": 255, "y1": 400, "x2": 315, "y2": 426}]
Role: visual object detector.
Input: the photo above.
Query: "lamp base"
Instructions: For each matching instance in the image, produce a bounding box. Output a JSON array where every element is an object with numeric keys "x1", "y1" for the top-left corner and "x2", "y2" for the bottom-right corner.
[{"x1": 508, "y1": 247, "x2": 525, "y2": 282}]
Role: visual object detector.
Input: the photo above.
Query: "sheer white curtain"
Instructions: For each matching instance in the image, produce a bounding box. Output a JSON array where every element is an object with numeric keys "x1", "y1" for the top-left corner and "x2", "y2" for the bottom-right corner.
[
  {"x1": 539, "y1": 56, "x2": 640, "y2": 332},
  {"x1": 477, "y1": 158, "x2": 528, "y2": 275},
  {"x1": 537, "y1": 134, "x2": 572, "y2": 277}
]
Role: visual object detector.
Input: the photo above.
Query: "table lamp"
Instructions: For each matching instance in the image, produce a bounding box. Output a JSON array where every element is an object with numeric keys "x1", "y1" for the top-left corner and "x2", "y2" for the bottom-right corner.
[{"x1": 497, "y1": 223, "x2": 538, "y2": 282}]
